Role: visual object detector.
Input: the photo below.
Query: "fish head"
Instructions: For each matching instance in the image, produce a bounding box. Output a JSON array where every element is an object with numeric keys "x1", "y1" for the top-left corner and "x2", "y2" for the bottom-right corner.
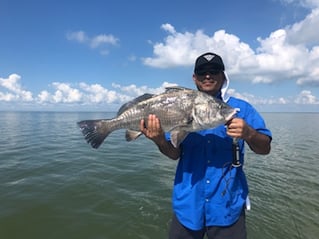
[
  {"x1": 217, "y1": 102, "x2": 237, "y2": 122},
  {"x1": 192, "y1": 94, "x2": 237, "y2": 129}
]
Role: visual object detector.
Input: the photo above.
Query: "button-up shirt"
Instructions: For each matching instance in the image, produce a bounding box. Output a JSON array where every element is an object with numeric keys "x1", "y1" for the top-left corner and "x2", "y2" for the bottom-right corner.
[{"x1": 169, "y1": 97, "x2": 272, "y2": 230}]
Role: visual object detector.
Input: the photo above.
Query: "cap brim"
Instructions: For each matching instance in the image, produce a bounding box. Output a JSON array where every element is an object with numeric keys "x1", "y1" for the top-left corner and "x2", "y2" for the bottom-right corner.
[{"x1": 195, "y1": 63, "x2": 224, "y2": 73}]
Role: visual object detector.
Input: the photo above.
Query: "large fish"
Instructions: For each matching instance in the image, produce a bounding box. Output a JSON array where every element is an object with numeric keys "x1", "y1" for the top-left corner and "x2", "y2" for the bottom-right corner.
[{"x1": 77, "y1": 86, "x2": 237, "y2": 149}]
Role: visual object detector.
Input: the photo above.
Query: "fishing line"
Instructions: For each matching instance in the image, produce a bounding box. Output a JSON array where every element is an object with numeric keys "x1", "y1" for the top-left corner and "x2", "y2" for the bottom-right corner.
[{"x1": 221, "y1": 162, "x2": 235, "y2": 197}]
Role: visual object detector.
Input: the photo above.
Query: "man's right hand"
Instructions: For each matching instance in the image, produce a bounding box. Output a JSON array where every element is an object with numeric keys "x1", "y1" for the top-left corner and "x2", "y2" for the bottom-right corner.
[
  {"x1": 140, "y1": 114, "x2": 165, "y2": 143},
  {"x1": 140, "y1": 114, "x2": 181, "y2": 160}
]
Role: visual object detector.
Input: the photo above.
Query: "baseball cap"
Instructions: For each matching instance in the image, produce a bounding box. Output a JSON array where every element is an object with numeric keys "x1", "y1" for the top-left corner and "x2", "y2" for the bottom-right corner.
[{"x1": 194, "y1": 52, "x2": 225, "y2": 74}]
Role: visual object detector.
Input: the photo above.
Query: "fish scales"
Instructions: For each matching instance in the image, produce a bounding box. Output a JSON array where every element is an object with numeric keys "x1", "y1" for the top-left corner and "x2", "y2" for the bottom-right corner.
[
  {"x1": 118, "y1": 94, "x2": 191, "y2": 131},
  {"x1": 77, "y1": 86, "x2": 237, "y2": 149}
]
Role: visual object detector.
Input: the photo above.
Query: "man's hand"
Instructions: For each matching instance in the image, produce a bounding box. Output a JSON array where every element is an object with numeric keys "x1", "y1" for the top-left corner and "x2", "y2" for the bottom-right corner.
[
  {"x1": 226, "y1": 118, "x2": 271, "y2": 155},
  {"x1": 226, "y1": 118, "x2": 249, "y2": 140},
  {"x1": 140, "y1": 114, "x2": 181, "y2": 160},
  {"x1": 140, "y1": 114, "x2": 165, "y2": 143}
]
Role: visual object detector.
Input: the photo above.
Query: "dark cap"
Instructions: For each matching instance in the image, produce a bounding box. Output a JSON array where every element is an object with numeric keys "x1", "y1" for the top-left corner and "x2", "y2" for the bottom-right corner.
[{"x1": 194, "y1": 52, "x2": 225, "y2": 74}]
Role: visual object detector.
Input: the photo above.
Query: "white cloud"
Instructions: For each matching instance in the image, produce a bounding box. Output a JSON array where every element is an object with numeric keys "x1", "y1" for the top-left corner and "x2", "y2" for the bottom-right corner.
[
  {"x1": 294, "y1": 90, "x2": 319, "y2": 104},
  {"x1": 227, "y1": 88, "x2": 290, "y2": 105},
  {"x1": 228, "y1": 87, "x2": 319, "y2": 107},
  {"x1": 143, "y1": 5, "x2": 319, "y2": 87},
  {"x1": 252, "y1": 76, "x2": 274, "y2": 84},
  {"x1": 143, "y1": 24, "x2": 255, "y2": 69},
  {"x1": 286, "y1": 8, "x2": 319, "y2": 45},
  {"x1": 51, "y1": 82, "x2": 82, "y2": 103},
  {"x1": 112, "y1": 81, "x2": 177, "y2": 96},
  {"x1": 90, "y1": 34, "x2": 118, "y2": 48},
  {"x1": 279, "y1": 0, "x2": 319, "y2": 8},
  {"x1": 2, "y1": 2, "x2": 319, "y2": 111},
  {"x1": 143, "y1": 25, "x2": 210, "y2": 68},
  {"x1": 79, "y1": 82, "x2": 122, "y2": 104},
  {"x1": 66, "y1": 31, "x2": 119, "y2": 55},
  {"x1": 0, "y1": 72, "x2": 318, "y2": 112},
  {"x1": 0, "y1": 92, "x2": 15, "y2": 102},
  {"x1": 0, "y1": 74, "x2": 33, "y2": 102},
  {"x1": 112, "y1": 83, "x2": 155, "y2": 96},
  {"x1": 30, "y1": 81, "x2": 177, "y2": 108},
  {"x1": 161, "y1": 23, "x2": 176, "y2": 34},
  {"x1": 296, "y1": 45, "x2": 319, "y2": 85},
  {"x1": 66, "y1": 31, "x2": 88, "y2": 43},
  {"x1": 38, "y1": 90, "x2": 50, "y2": 103}
]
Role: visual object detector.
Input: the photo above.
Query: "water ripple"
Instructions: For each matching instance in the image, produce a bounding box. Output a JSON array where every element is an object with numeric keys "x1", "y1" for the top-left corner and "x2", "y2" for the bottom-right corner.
[{"x1": 0, "y1": 112, "x2": 318, "y2": 239}]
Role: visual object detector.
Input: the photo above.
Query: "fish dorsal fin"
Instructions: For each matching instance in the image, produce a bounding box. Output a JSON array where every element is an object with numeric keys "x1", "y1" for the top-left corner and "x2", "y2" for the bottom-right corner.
[
  {"x1": 117, "y1": 93, "x2": 154, "y2": 115},
  {"x1": 164, "y1": 86, "x2": 193, "y2": 93}
]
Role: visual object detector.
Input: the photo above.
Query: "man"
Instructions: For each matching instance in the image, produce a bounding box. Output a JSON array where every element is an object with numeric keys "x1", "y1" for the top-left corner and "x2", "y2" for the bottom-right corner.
[{"x1": 140, "y1": 52, "x2": 272, "y2": 239}]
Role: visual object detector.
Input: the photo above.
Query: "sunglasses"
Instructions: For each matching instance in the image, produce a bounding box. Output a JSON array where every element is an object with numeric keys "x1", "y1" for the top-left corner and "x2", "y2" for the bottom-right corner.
[{"x1": 195, "y1": 70, "x2": 221, "y2": 76}]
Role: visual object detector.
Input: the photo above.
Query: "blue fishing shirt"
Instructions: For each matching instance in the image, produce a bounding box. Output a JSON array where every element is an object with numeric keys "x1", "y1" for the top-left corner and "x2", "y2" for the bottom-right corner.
[{"x1": 167, "y1": 97, "x2": 272, "y2": 230}]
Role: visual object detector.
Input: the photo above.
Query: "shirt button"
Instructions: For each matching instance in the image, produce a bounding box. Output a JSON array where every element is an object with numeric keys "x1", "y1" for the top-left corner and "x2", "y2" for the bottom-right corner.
[
  {"x1": 207, "y1": 140, "x2": 211, "y2": 143},
  {"x1": 207, "y1": 160, "x2": 211, "y2": 163},
  {"x1": 206, "y1": 180, "x2": 210, "y2": 184},
  {"x1": 206, "y1": 198, "x2": 209, "y2": 202}
]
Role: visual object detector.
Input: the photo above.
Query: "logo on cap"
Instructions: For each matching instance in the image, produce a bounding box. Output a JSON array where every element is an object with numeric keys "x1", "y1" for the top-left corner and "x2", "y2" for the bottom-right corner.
[{"x1": 204, "y1": 54, "x2": 215, "y2": 62}]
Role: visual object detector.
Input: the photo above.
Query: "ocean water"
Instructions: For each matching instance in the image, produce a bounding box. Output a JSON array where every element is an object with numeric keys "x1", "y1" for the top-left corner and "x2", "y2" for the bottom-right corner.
[{"x1": 0, "y1": 112, "x2": 318, "y2": 239}]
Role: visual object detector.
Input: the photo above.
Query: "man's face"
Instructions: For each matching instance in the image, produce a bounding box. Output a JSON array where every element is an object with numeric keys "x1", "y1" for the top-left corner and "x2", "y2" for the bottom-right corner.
[{"x1": 193, "y1": 70, "x2": 225, "y2": 96}]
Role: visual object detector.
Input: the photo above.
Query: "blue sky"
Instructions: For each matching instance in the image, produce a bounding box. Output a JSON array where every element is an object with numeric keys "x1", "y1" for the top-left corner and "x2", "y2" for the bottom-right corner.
[{"x1": 1, "y1": 0, "x2": 319, "y2": 112}]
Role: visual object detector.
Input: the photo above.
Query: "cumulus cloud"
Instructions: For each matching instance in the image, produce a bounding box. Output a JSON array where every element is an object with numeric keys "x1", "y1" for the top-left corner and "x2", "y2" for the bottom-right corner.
[
  {"x1": 286, "y1": 8, "x2": 319, "y2": 46},
  {"x1": 227, "y1": 88, "x2": 289, "y2": 105},
  {"x1": 37, "y1": 83, "x2": 82, "y2": 104},
  {"x1": 143, "y1": 3, "x2": 319, "y2": 87},
  {"x1": 112, "y1": 81, "x2": 177, "y2": 96},
  {"x1": 79, "y1": 83, "x2": 122, "y2": 104},
  {"x1": 0, "y1": 74, "x2": 178, "y2": 108},
  {"x1": 279, "y1": 0, "x2": 319, "y2": 8},
  {"x1": 31, "y1": 81, "x2": 176, "y2": 109},
  {"x1": 0, "y1": 72, "x2": 318, "y2": 112},
  {"x1": 227, "y1": 87, "x2": 319, "y2": 108},
  {"x1": 0, "y1": 74, "x2": 33, "y2": 102},
  {"x1": 51, "y1": 82, "x2": 82, "y2": 103},
  {"x1": 2, "y1": 0, "x2": 319, "y2": 111},
  {"x1": 143, "y1": 26, "x2": 233, "y2": 68},
  {"x1": 294, "y1": 90, "x2": 319, "y2": 104},
  {"x1": 38, "y1": 90, "x2": 50, "y2": 103},
  {"x1": 66, "y1": 31, "x2": 119, "y2": 55}
]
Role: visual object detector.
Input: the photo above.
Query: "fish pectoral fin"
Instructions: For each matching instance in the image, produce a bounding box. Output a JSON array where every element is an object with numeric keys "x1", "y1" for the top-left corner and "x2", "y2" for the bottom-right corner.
[
  {"x1": 126, "y1": 130, "x2": 143, "y2": 141},
  {"x1": 170, "y1": 130, "x2": 189, "y2": 148}
]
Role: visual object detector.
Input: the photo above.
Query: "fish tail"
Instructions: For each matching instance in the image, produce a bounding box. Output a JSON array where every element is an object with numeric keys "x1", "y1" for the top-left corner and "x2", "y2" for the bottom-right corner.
[{"x1": 77, "y1": 120, "x2": 112, "y2": 149}]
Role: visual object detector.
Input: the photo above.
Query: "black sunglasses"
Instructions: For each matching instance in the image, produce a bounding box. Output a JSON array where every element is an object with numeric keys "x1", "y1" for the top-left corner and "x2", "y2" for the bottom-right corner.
[{"x1": 195, "y1": 70, "x2": 221, "y2": 76}]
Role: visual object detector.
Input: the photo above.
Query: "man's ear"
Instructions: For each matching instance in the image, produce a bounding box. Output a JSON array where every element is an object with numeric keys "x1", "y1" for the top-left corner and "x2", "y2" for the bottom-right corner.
[{"x1": 192, "y1": 74, "x2": 197, "y2": 83}]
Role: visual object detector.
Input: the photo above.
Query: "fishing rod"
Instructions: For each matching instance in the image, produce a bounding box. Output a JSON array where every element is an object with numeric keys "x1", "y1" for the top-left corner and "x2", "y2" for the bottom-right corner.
[
  {"x1": 232, "y1": 138, "x2": 241, "y2": 167},
  {"x1": 221, "y1": 137, "x2": 242, "y2": 197}
]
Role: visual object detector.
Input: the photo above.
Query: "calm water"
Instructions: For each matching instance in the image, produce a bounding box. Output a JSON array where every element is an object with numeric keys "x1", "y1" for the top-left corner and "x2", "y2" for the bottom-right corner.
[{"x1": 0, "y1": 112, "x2": 318, "y2": 239}]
